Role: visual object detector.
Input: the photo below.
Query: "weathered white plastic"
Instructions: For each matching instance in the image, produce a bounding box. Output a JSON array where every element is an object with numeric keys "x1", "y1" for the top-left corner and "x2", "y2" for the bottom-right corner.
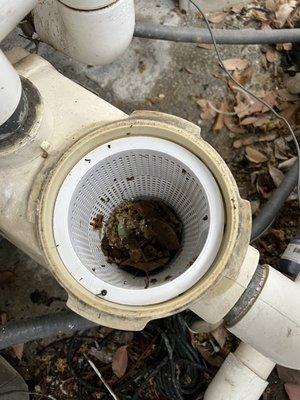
[
  {"x1": 229, "y1": 266, "x2": 300, "y2": 369},
  {"x1": 0, "y1": 50, "x2": 22, "y2": 127},
  {"x1": 0, "y1": 0, "x2": 37, "y2": 42},
  {"x1": 34, "y1": 0, "x2": 135, "y2": 65},
  {"x1": 204, "y1": 343, "x2": 275, "y2": 400}
]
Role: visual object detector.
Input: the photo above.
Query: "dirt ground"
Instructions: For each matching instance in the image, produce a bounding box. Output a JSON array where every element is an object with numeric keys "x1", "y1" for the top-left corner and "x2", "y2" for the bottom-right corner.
[{"x1": 0, "y1": 0, "x2": 299, "y2": 399}]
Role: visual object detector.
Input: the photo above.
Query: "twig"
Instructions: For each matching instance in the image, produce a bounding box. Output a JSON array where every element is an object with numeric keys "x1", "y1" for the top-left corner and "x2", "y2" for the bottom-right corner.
[{"x1": 83, "y1": 353, "x2": 119, "y2": 400}]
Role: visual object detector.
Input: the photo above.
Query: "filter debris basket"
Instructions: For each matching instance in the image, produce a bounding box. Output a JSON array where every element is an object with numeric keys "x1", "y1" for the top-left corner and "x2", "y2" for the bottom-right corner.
[{"x1": 53, "y1": 137, "x2": 224, "y2": 305}]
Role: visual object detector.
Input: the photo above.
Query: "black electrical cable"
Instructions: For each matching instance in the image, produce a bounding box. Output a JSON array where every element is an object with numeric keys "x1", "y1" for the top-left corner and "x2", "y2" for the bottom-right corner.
[
  {"x1": 67, "y1": 330, "x2": 116, "y2": 394},
  {"x1": 251, "y1": 162, "x2": 298, "y2": 242},
  {"x1": 134, "y1": 22, "x2": 300, "y2": 45}
]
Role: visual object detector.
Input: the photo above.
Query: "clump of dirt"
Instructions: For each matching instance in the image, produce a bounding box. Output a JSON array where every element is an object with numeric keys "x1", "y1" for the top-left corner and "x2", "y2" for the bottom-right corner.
[{"x1": 100, "y1": 200, "x2": 182, "y2": 275}]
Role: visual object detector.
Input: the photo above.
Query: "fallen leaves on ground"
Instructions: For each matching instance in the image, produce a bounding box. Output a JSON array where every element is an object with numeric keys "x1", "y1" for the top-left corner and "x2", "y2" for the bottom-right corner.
[
  {"x1": 240, "y1": 0, "x2": 298, "y2": 28},
  {"x1": 112, "y1": 345, "x2": 128, "y2": 378}
]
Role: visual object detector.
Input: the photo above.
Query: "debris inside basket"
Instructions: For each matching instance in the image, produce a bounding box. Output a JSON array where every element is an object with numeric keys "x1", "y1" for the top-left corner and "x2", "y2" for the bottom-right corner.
[{"x1": 99, "y1": 200, "x2": 182, "y2": 275}]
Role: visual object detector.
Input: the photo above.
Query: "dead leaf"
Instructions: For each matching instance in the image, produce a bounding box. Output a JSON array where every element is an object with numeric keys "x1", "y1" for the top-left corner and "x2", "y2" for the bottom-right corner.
[
  {"x1": 261, "y1": 91, "x2": 278, "y2": 112},
  {"x1": 245, "y1": 146, "x2": 268, "y2": 163},
  {"x1": 275, "y1": 4, "x2": 294, "y2": 27},
  {"x1": 234, "y1": 102, "x2": 251, "y2": 119},
  {"x1": 223, "y1": 58, "x2": 249, "y2": 71},
  {"x1": 13, "y1": 343, "x2": 24, "y2": 360},
  {"x1": 266, "y1": 49, "x2": 279, "y2": 63},
  {"x1": 250, "y1": 9, "x2": 269, "y2": 23},
  {"x1": 285, "y1": 384, "x2": 300, "y2": 400},
  {"x1": 280, "y1": 104, "x2": 300, "y2": 125},
  {"x1": 211, "y1": 326, "x2": 228, "y2": 349},
  {"x1": 240, "y1": 116, "x2": 259, "y2": 125},
  {"x1": 213, "y1": 103, "x2": 226, "y2": 131},
  {"x1": 228, "y1": 67, "x2": 253, "y2": 91},
  {"x1": 231, "y1": 4, "x2": 244, "y2": 13},
  {"x1": 233, "y1": 132, "x2": 277, "y2": 149},
  {"x1": 224, "y1": 114, "x2": 246, "y2": 134},
  {"x1": 268, "y1": 164, "x2": 284, "y2": 187},
  {"x1": 276, "y1": 43, "x2": 293, "y2": 51},
  {"x1": 278, "y1": 157, "x2": 297, "y2": 169},
  {"x1": 197, "y1": 99, "x2": 216, "y2": 120},
  {"x1": 112, "y1": 345, "x2": 128, "y2": 378},
  {"x1": 208, "y1": 12, "x2": 227, "y2": 24},
  {"x1": 197, "y1": 43, "x2": 213, "y2": 50}
]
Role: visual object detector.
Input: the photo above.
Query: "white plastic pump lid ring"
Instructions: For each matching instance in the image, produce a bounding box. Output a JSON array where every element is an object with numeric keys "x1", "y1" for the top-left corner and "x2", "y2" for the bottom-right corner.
[{"x1": 53, "y1": 137, "x2": 224, "y2": 306}]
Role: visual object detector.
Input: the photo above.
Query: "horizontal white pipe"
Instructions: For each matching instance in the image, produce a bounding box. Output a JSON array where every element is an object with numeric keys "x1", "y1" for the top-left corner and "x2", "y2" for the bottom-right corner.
[
  {"x1": 204, "y1": 343, "x2": 275, "y2": 400},
  {"x1": 0, "y1": 0, "x2": 37, "y2": 42},
  {"x1": 229, "y1": 266, "x2": 300, "y2": 369},
  {"x1": 0, "y1": 50, "x2": 22, "y2": 126}
]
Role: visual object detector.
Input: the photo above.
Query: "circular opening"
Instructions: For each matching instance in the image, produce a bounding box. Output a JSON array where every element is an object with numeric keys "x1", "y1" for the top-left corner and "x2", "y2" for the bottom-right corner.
[{"x1": 53, "y1": 137, "x2": 224, "y2": 305}]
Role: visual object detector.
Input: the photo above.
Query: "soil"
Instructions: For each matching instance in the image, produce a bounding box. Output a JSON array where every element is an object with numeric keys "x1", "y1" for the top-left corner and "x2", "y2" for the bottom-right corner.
[{"x1": 99, "y1": 200, "x2": 182, "y2": 276}]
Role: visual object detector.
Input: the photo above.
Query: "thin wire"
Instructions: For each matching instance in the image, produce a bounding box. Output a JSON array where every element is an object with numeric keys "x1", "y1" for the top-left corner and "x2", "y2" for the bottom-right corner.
[
  {"x1": 0, "y1": 391, "x2": 57, "y2": 399},
  {"x1": 83, "y1": 353, "x2": 119, "y2": 400},
  {"x1": 189, "y1": 0, "x2": 300, "y2": 203}
]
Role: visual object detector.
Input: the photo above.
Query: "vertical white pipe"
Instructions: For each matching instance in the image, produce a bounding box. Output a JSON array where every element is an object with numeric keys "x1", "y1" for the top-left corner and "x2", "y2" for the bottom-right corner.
[
  {"x1": 0, "y1": 0, "x2": 37, "y2": 126},
  {"x1": 204, "y1": 343, "x2": 275, "y2": 400},
  {"x1": 0, "y1": 50, "x2": 22, "y2": 126},
  {"x1": 0, "y1": 0, "x2": 37, "y2": 42}
]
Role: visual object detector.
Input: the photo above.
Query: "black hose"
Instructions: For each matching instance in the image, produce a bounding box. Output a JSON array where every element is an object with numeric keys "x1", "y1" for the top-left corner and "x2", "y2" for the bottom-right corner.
[
  {"x1": 0, "y1": 311, "x2": 97, "y2": 350},
  {"x1": 134, "y1": 22, "x2": 300, "y2": 45},
  {"x1": 251, "y1": 162, "x2": 298, "y2": 242}
]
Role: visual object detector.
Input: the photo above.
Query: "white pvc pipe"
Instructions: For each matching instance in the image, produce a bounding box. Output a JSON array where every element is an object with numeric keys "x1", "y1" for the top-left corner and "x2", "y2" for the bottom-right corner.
[
  {"x1": 229, "y1": 266, "x2": 300, "y2": 369},
  {"x1": 204, "y1": 343, "x2": 275, "y2": 400},
  {"x1": 34, "y1": 0, "x2": 135, "y2": 65},
  {"x1": 0, "y1": 50, "x2": 22, "y2": 126},
  {"x1": 0, "y1": 0, "x2": 37, "y2": 42}
]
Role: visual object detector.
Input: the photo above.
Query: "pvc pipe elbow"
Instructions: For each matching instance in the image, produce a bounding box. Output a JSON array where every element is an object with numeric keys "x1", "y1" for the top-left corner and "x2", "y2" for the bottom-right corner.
[{"x1": 34, "y1": 0, "x2": 135, "y2": 65}]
